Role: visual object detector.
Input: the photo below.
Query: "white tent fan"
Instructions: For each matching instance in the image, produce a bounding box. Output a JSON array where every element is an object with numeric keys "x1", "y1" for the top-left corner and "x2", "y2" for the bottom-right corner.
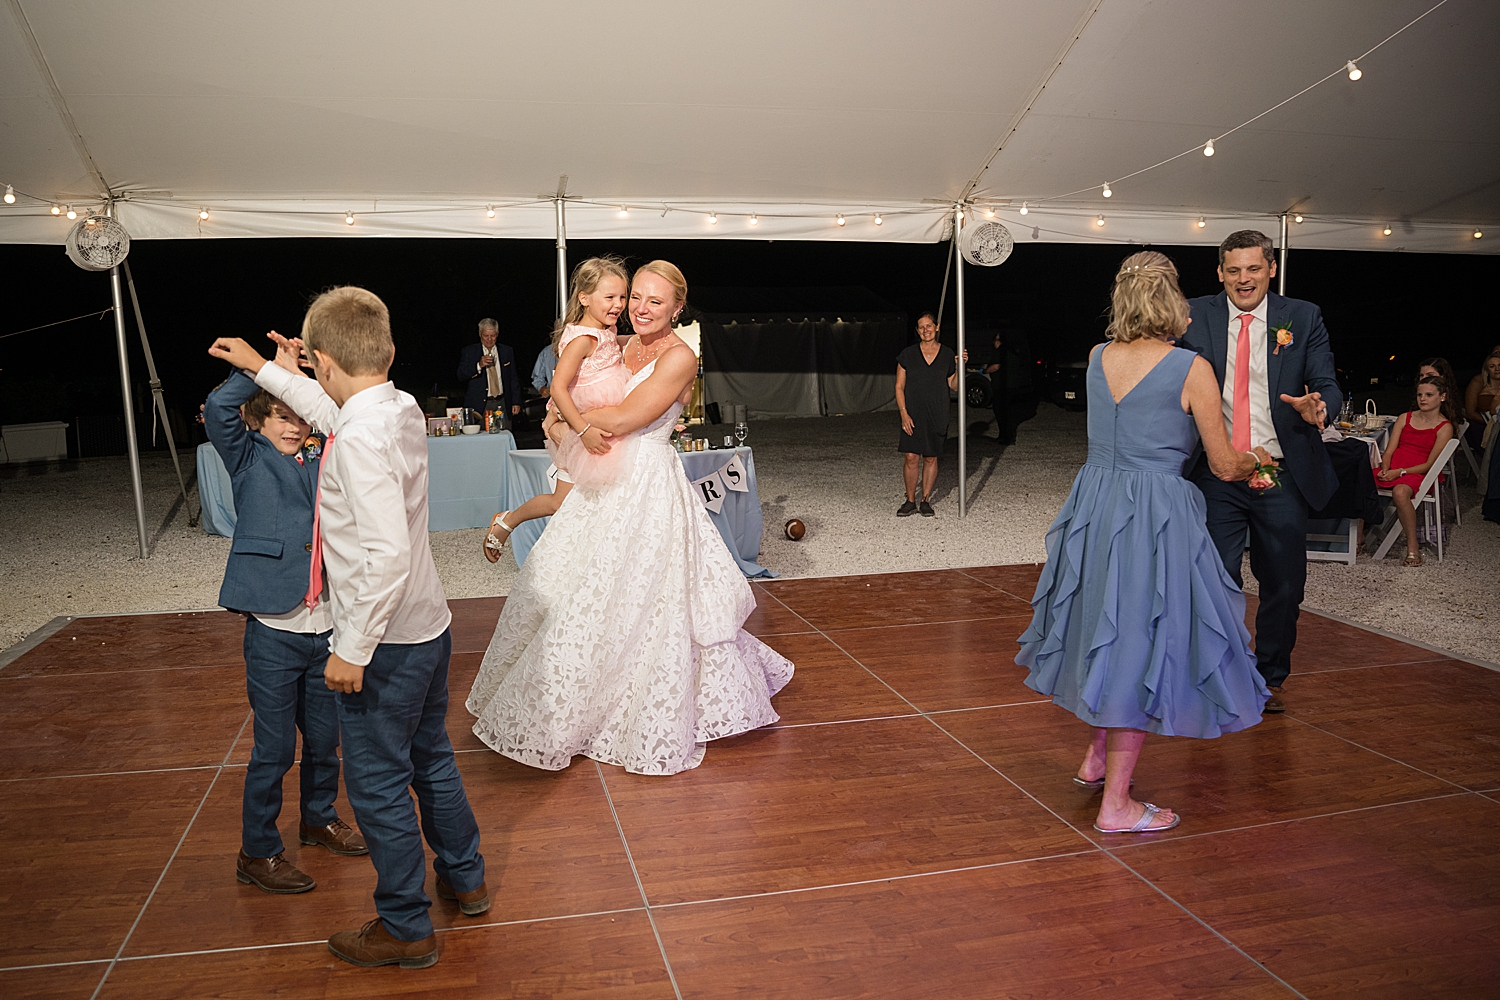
[
  {"x1": 64, "y1": 214, "x2": 131, "y2": 271},
  {"x1": 960, "y1": 220, "x2": 1014, "y2": 266}
]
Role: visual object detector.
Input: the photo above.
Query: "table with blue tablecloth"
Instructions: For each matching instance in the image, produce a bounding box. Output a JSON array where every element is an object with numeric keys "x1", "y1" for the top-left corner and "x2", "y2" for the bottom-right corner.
[
  {"x1": 504, "y1": 446, "x2": 773, "y2": 577},
  {"x1": 197, "y1": 430, "x2": 516, "y2": 536}
]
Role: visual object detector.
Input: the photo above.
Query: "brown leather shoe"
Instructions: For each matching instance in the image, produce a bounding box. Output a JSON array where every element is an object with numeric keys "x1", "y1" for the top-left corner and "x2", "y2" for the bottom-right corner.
[
  {"x1": 236, "y1": 850, "x2": 315, "y2": 894},
  {"x1": 327, "y1": 917, "x2": 438, "y2": 969},
  {"x1": 435, "y1": 876, "x2": 491, "y2": 916},
  {"x1": 299, "y1": 818, "x2": 369, "y2": 856},
  {"x1": 1263, "y1": 686, "x2": 1286, "y2": 714}
]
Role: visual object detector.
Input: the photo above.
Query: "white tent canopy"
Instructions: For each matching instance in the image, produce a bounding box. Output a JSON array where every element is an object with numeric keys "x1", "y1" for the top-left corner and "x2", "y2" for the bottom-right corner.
[{"x1": 2, "y1": 0, "x2": 1495, "y2": 251}]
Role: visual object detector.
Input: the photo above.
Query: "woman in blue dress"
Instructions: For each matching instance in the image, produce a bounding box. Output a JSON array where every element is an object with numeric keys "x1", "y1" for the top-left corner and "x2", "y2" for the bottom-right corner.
[{"x1": 1017, "y1": 251, "x2": 1274, "y2": 834}]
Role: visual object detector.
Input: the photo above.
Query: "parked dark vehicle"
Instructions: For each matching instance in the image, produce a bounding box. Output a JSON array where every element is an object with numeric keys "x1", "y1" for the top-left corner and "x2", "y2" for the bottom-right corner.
[
  {"x1": 961, "y1": 365, "x2": 993, "y2": 408},
  {"x1": 1047, "y1": 360, "x2": 1089, "y2": 410}
]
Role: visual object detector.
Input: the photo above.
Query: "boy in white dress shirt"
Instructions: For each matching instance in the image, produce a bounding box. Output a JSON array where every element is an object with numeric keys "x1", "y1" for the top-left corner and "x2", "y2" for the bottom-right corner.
[{"x1": 210, "y1": 286, "x2": 486, "y2": 971}]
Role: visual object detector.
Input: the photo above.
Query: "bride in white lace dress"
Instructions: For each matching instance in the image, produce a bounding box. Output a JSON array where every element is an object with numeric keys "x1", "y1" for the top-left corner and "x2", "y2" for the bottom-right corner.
[{"x1": 466, "y1": 261, "x2": 794, "y2": 776}]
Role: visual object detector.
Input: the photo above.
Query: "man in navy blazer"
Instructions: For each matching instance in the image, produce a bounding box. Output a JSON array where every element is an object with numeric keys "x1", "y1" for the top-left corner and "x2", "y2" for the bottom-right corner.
[
  {"x1": 205, "y1": 365, "x2": 367, "y2": 895},
  {"x1": 457, "y1": 318, "x2": 520, "y2": 414},
  {"x1": 1181, "y1": 230, "x2": 1341, "y2": 713}
]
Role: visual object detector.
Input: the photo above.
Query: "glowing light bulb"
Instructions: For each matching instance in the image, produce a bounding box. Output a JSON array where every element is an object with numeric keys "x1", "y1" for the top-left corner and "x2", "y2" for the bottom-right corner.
[
  {"x1": 1203, "y1": 139, "x2": 1215, "y2": 157},
  {"x1": 1095, "y1": 215, "x2": 1105, "y2": 228},
  {"x1": 51, "y1": 204, "x2": 60, "y2": 215},
  {"x1": 749, "y1": 213, "x2": 758, "y2": 226},
  {"x1": 984, "y1": 206, "x2": 995, "y2": 218},
  {"x1": 708, "y1": 212, "x2": 717, "y2": 225},
  {"x1": 1382, "y1": 225, "x2": 1392, "y2": 236},
  {"x1": 3, "y1": 185, "x2": 13, "y2": 204},
  {"x1": 66, "y1": 205, "x2": 76, "y2": 220},
  {"x1": 836, "y1": 214, "x2": 845, "y2": 227},
  {"x1": 1101, "y1": 183, "x2": 1112, "y2": 199},
  {"x1": 873, "y1": 213, "x2": 883, "y2": 226},
  {"x1": 1019, "y1": 202, "x2": 1029, "y2": 216},
  {"x1": 1197, "y1": 217, "x2": 1206, "y2": 228},
  {"x1": 957, "y1": 208, "x2": 965, "y2": 220},
  {"x1": 199, "y1": 208, "x2": 209, "y2": 220},
  {"x1": 345, "y1": 211, "x2": 355, "y2": 225},
  {"x1": 486, "y1": 205, "x2": 495, "y2": 218},
  {"x1": 1346, "y1": 60, "x2": 1361, "y2": 81},
  {"x1": 618, "y1": 206, "x2": 628, "y2": 217},
  {"x1": 1294, "y1": 213, "x2": 1304, "y2": 224},
  {"x1": 1474, "y1": 229, "x2": 1483, "y2": 240}
]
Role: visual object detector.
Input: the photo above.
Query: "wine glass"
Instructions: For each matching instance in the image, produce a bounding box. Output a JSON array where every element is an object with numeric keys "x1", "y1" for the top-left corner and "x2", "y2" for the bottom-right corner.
[{"x1": 734, "y1": 421, "x2": 749, "y2": 447}]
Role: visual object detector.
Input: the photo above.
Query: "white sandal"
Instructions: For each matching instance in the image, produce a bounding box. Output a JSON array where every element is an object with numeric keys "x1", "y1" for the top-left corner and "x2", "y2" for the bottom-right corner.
[{"x1": 483, "y1": 512, "x2": 514, "y2": 563}]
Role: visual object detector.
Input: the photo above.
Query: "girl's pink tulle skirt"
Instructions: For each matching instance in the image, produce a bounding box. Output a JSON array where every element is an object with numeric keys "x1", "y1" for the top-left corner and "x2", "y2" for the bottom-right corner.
[{"x1": 546, "y1": 368, "x2": 632, "y2": 490}]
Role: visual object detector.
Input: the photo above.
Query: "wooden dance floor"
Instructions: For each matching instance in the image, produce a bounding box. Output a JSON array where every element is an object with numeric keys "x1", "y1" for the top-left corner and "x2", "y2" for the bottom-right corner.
[{"x1": 2, "y1": 565, "x2": 1498, "y2": 998}]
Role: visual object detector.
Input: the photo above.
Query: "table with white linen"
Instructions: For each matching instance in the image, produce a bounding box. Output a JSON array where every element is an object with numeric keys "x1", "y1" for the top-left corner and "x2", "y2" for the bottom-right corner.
[
  {"x1": 504, "y1": 446, "x2": 773, "y2": 577},
  {"x1": 197, "y1": 431, "x2": 516, "y2": 536}
]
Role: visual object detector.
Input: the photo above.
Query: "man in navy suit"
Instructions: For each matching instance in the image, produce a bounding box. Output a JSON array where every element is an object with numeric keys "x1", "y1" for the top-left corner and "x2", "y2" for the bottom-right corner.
[
  {"x1": 205, "y1": 365, "x2": 368, "y2": 895},
  {"x1": 457, "y1": 318, "x2": 520, "y2": 414},
  {"x1": 1181, "y1": 230, "x2": 1342, "y2": 713}
]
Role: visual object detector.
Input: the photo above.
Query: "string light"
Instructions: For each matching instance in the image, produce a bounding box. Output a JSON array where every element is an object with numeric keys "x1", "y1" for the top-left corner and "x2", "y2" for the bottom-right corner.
[
  {"x1": 873, "y1": 213, "x2": 883, "y2": 226},
  {"x1": 836, "y1": 214, "x2": 845, "y2": 227},
  {"x1": 708, "y1": 212, "x2": 717, "y2": 225},
  {"x1": 3, "y1": 185, "x2": 13, "y2": 204},
  {"x1": 1031, "y1": 226, "x2": 1040, "y2": 240},
  {"x1": 618, "y1": 206, "x2": 628, "y2": 217},
  {"x1": 984, "y1": 206, "x2": 995, "y2": 218},
  {"x1": 749, "y1": 213, "x2": 758, "y2": 226},
  {"x1": 1101, "y1": 183, "x2": 1112, "y2": 199},
  {"x1": 65, "y1": 206, "x2": 76, "y2": 220},
  {"x1": 1018, "y1": 202, "x2": 1028, "y2": 215},
  {"x1": 50, "y1": 204, "x2": 60, "y2": 215},
  {"x1": 1346, "y1": 60, "x2": 1362, "y2": 81},
  {"x1": 1095, "y1": 215, "x2": 1105, "y2": 227},
  {"x1": 1203, "y1": 139, "x2": 1215, "y2": 157},
  {"x1": 485, "y1": 205, "x2": 495, "y2": 218},
  {"x1": 1382, "y1": 224, "x2": 1392, "y2": 235},
  {"x1": 1475, "y1": 229, "x2": 1484, "y2": 240},
  {"x1": 1294, "y1": 213, "x2": 1304, "y2": 223},
  {"x1": 199, "y1": 208, "x2": 209, "y2": 220},
  {"x1": 1197, "y1": 217, "x2": 1206, "y2": 228},
  {"x1": 345, "y1": 211, "x2": 355, "y2": 225}
]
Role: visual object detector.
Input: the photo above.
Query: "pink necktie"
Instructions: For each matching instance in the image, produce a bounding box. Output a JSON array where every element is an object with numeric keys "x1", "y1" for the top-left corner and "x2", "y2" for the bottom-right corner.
[
  {"x1": 304, "y1": 433, "x2": 333, "y2": 610},
  {"x1": 1232, "y1": 314, "x2": 1253, "y2": 452}
]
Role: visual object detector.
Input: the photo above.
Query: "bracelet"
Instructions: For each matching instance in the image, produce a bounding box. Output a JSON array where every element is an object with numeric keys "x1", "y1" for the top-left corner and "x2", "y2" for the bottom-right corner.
[{"x1": 577, "y1": 423, "x2": 592, "y2": 435}]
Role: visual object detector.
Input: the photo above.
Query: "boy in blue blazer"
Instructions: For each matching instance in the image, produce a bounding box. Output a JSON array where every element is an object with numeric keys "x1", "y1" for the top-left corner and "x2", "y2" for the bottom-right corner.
[{"x1": 205, "y1": 364, "x2": 369, "y2": 894}]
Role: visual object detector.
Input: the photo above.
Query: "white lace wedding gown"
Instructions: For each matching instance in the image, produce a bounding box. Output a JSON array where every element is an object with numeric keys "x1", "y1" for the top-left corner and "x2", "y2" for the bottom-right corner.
[{"x1": 465, "y1": 359, "x2": 795, "y2": 776}]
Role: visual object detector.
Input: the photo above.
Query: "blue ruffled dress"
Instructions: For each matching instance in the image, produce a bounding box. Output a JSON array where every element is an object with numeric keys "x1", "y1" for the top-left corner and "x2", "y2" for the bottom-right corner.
[{"x1": 1016, "y1": 346, "x2": 1269, "y2": 737}]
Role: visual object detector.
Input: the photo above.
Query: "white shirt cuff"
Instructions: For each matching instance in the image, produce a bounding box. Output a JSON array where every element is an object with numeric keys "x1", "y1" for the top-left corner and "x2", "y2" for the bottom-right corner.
[{"x1": 332, "y1": 628, "x2": 379, "y2": 668}]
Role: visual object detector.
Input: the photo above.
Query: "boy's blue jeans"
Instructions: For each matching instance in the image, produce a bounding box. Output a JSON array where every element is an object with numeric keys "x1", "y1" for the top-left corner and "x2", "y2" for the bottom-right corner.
[
  {"x1": 336, "y1": 628, "x2": 484, "y2": 941},
  {"x1": 241, "y1": 617, "x2": 341, "y2": 857}
]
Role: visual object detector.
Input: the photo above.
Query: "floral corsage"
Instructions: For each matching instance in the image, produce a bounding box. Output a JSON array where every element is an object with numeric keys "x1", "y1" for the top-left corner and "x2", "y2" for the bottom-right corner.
[
  {"x1": 1272, "y1": 321, "x2": 1293, "y2": 355},
  {"x1": 295, "y1": 435, "x2": 324, "y2": 465},
  {"x1": 1248, "y1": 459, "x2": 1281, "y2": 491}
]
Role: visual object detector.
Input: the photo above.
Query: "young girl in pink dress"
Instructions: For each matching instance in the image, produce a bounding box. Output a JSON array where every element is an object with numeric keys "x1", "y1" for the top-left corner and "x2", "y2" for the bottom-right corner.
[
  {"x1": 485, "y1": 257, "x2": 632, "y2": 560},
  {"x1": 1376, "y1": 374, "x2": 1457, "y2": 566}
]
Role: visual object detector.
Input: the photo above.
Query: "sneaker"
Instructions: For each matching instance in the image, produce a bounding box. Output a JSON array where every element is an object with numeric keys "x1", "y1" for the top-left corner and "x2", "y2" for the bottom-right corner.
[
  {"x1": 918, "y1": 500, "x2": 935, "y2": 517},
  {"x1": 896, "y1": 500, "x2": 918, "y2": 517}
]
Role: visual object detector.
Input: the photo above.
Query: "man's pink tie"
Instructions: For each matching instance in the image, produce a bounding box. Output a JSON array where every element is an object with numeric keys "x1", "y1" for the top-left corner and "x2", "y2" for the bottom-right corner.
[
  {"x1": 304, "y1": 433, "x2": 332, "y2": 610},
  {"x1": 1231, "y1": 314, "x2": 1254, "y2": 452}
]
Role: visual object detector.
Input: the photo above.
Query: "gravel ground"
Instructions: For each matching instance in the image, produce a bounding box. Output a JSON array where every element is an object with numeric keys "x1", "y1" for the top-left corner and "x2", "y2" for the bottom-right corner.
[{"x1": 3, "y1": 405, "x2": 1496, "y2": 662}]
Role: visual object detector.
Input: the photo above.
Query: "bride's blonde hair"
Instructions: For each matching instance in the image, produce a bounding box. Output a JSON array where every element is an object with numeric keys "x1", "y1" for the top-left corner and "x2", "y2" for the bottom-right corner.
[
  {"x1": 1107, "y1": 251, "x2": 1189, "y2": 343},
  {"x1": 633, "y1": 259, "x2": 688, "y2": 317},
  {"x1": 552, "y1": 256, "x2": 629, "y2": 353}
]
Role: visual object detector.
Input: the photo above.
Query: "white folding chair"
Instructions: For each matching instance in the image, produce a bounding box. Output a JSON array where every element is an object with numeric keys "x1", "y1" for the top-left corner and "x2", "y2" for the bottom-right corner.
[
  {"x1": 1456, "y1": 420, "x2": 1484, "y2": 481},
  {"x1": 1307, "y1": 519, "x2": 1358, "y2": 565},
  {"x1": 1372, "y1": 438, "x2": 1462, "y2": 563}
]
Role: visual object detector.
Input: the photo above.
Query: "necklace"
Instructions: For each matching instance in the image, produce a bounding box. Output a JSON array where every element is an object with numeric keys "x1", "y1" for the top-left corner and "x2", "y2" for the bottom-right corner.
[{"x1": 633, "y1": 333, "x2": 673, "y2": 369}]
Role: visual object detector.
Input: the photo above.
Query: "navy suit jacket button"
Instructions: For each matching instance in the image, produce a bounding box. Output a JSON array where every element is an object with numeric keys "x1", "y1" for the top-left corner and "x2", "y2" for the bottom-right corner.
[{"x1": 305, "y1": 543, "x2": 313, "y2": 551}]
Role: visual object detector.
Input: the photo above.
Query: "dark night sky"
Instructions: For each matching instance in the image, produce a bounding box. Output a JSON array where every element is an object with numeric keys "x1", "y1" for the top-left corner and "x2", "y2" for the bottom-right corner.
[{"x1": 2, "y1": 236, "x2": 1496, "y2": 429}]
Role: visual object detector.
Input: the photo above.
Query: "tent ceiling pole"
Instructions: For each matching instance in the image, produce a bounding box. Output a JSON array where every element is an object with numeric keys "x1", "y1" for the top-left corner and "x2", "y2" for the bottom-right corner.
[
  {"x1": 109, "y1": 261, "x2": 149, "y2": 559},
  {"x1": 935, "y1": 235, "x2": 955, "y2": 331},
  {"x1": 955, "y1": 204, "x2": 967, "y2": 519},
  {"x1": 123, "y1": 260, "x2": 198, "y2": 527},
  {"x1": 555, "y1": 198, "x2": 568, "y2": 320},
  {"x1": 1278, "y1": 213, "x2": 1289, "y2": 296}
]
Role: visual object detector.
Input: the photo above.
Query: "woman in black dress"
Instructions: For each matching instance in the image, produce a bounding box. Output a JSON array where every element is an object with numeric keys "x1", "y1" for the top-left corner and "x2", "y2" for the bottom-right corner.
[{"x1": 895, "y1": 311, "x2": 960, "y2": 516}]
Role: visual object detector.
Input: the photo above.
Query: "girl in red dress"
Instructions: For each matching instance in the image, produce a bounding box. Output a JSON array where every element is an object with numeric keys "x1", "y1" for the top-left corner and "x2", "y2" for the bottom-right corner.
[{"x1": 1377, "y1": 375, "x2": 1458, "y2": 566}]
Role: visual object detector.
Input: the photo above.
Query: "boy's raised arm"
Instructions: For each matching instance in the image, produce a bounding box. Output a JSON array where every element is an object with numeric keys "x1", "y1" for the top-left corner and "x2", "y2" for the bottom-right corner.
[{"x1": 203, "y1": 370, "x2": 261, "y2": 477}]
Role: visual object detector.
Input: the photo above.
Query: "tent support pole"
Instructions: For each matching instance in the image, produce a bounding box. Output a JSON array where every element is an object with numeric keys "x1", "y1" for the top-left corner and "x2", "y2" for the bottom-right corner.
[
  {"x1": 955, "y1": 203, "x2": 967, "y2": 519},
  {"x1": 554, "y1": 197, "x2": 568, "y2": 321},
  {"x1": 123, "y1": 260, "x2": 198, "y2": 527},
  {"x1": 935, "y1": 233, "x2": 955, "y2": 330},
  {"x1": 110, "y1": 262, "x2": 149, "y2": 559},
  {"x1": 1278, "y1": 213, "x2": 1288, "y2": 295}
]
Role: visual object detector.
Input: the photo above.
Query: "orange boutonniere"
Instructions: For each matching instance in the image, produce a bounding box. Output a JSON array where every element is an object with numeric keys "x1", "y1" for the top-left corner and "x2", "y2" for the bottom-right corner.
[{"x1": 1272, "y1": 321, "x2": 1293, "y2": 355}]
